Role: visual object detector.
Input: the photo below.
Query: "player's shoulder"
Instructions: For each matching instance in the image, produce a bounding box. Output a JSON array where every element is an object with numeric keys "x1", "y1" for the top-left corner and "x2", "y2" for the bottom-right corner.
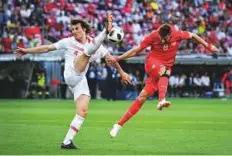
[
  {"x1": 145, "y1": 30, "x2": 159, "y2": 39},
  {"x1": 150, "y1": 30, "x2": 159, "y2": 35},
  {"x1": 171, "y1": 29, "x2": 184, "y2": 36},
  {"x1": 59, "y1": 36, "x2": 74, "y2": 42}
]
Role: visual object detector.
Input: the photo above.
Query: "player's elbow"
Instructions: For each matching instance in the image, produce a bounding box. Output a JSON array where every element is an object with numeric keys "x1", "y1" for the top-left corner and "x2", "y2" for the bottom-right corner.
[
  {"x1": 135, "y1": 46, "x2": 143, "y2": 54},
  {"x1": 44, "y1": 47, "x2": 50, "y2": 53},
  {"x1": 46, "y1": 44, "x2": 56, "y2": 52},
  {"x1": 40, "y1": 45, "x2": 50, "y2": 53},
  {"x1": 190, "y1": 33, "x2": 197, "y2": 39}
]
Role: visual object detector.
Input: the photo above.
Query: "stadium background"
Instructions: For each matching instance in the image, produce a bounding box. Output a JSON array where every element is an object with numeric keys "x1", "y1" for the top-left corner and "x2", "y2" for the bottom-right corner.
[{"x1": 0, "y1": 0, "x2": 232, "y2": 155}]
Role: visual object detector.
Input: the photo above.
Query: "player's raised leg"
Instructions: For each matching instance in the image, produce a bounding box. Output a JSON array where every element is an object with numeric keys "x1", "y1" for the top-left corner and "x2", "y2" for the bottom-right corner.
[
  {"x1": 110, "y1": 79, "x2": 157, "y2": 137},
  {"x1": 61, "y1": 94, "x2": 90, "y2": 149},
  {"x1": 73, "y1": 14, "x2": 113, "y2": 73},
  {"x1": 83, "y1": 14, "x2": 113, "y2": 56}
]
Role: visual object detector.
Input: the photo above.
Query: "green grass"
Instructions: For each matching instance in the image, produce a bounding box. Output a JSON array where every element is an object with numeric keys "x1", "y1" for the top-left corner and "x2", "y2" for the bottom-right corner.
[{"x1": 0, "y1": 98, "x2": 232, "y2": 155}]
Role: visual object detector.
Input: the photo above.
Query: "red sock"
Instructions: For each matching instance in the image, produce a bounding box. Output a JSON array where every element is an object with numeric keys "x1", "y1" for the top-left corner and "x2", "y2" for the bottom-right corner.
[
  {"x1": 158, "y1": 76, "x2": 169, "y2": 101},
  {"x1": 118, "y1": 99, "x2": 144, "y2": 126}
]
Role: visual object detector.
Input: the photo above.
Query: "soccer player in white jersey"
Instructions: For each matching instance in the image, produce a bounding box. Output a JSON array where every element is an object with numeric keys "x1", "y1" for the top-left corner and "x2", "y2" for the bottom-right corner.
[{"x1": 15, "y1": 14, "x2": 131, "y2": 149}]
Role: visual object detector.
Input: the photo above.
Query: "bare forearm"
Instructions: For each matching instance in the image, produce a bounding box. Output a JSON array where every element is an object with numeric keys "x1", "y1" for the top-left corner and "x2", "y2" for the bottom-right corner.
[
  {"x1": 191, "y1": 33, "x2": 209, "y2": 47},
  {"x1": 114, "y1": 62, "x2": 124, "y2": 75},
  {"x1": 25, "y1": 45, "x2": 52, "y2": 54},
  {"x1": 190, "y1": 33, "x2": 219, "y2": 52},
  {"x1": 117, "y1": 46, "x2": 143, "y2": 61}
]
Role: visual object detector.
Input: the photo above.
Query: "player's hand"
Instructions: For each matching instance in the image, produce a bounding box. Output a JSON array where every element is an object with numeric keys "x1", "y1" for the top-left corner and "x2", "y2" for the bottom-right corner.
[
  {"x1": 207, "y1": 44, "x2": 219, "y2": 54},
  {"x1": 121, "y1": 72, "x2": 132, "y2": 85},
  {"x1": 15, "y1": 47, "x2": 27, "y2": 57},
  {"x1": 210, "y1": 45, "x2": 219, "y2": 53},
  {"x1": 105, "y1": 55, "x2": 117, "y2": 66},
  {"x1": 106, "y1": 13, "x2": 113, "y2": 33}
]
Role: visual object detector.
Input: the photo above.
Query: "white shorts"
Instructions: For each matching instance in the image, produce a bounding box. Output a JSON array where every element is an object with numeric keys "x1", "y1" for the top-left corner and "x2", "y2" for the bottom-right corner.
[{"x1": 64, "y1": 68, "x2": 90, "y2": 100}]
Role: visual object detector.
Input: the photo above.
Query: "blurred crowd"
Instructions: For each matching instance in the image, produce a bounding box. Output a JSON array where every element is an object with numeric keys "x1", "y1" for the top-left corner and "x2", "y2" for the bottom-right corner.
[{"x1": 0, "y1": 0, "x2": 232, "y2": 54}]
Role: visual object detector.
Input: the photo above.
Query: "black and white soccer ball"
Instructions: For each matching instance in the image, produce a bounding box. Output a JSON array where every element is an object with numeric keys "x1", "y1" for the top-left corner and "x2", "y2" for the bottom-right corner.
[{"x1": 107, "y1": 27, "x2": 124, "y2": 43}]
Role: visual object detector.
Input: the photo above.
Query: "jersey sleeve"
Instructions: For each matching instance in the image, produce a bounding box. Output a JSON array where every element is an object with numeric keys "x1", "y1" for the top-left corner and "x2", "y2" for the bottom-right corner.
[
  {"x1": 179, "y1": 31, "x2": 191, "y2": 40},
  {"x1": 89, "y1": 45, "x2": 109, "y2": 62},
  {"x1": 97, "y1": 45, "x2": 109, "y2": 58},
  {"x1": 54, "y1": 38, "x2": 68, "y2": 50},
  {"x1": 140, "y1": 31, "x2": 156, "y2": 49}
]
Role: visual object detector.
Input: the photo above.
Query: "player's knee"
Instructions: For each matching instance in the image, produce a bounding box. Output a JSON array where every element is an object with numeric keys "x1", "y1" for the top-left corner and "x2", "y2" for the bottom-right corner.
[
  {"x1": 138, "y1": 90, "x2": 149, "y2": 103},
  {"x1": 78, "y1": 109, "x2": 88, "y2": 117},
  {"x1": 159, "y1": 66, "x2": 170, "y2": 78}
]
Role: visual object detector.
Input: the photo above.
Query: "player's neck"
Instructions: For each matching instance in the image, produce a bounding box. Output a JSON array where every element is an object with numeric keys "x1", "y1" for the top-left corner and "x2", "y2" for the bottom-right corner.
[{"x1": 75, "y1": 34, "x2": 87, "y2": 44}]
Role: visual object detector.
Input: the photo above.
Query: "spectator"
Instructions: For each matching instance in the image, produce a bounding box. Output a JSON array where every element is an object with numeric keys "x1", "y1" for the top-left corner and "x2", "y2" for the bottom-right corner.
[
  {"x1": 176, "y1": 74, "x2": 187, "y2": 97},
  {"x1": 201, "y1": 72, "x2": 211, "y2": 96},
  {"x1": 96, "y1": 62, "x2": 108, "y2": 99},
  {"x1": 187, "y1": 72, "x2": 195, "y2": 97},
  {"x1": 169, "y1": 74, "x2": 178, "y2": 97},
  {"x1": 87, "y1": 63, "x2": 97, "y2": 99},
  {"x1": 193, "y1": 73, "x2": 202, "y2": 97},
  {"x1": 221, "y1": 68, "x2": 232, "y2": 98}
]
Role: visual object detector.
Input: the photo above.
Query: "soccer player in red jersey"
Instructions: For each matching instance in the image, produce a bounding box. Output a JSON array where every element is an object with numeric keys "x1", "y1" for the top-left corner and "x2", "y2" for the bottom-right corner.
[
  {"x1": 106, "y1": 24, "x2": 219, "y2": 137},
  {"x1": 221, "y1": 68, "x2": 232, "y2": 98}
]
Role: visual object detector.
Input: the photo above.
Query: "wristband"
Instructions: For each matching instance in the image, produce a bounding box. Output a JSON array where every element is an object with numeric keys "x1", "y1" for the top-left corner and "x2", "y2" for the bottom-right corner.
[
  {"x1": 206, "y1": 44, "x2": 212, "y2": 51},
  {"x1": 115, "y1": 57, "x2": 122, "y2": 62}
]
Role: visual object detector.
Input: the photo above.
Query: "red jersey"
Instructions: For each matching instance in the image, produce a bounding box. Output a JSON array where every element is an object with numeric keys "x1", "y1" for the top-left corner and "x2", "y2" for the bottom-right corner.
[{"x1": 140, "y1": 29, "x2": 191, "y2": 68}]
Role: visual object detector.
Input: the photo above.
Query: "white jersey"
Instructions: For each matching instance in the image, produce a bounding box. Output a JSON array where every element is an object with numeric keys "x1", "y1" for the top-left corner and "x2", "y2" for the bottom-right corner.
[{"x1": 55, "y1": 36, "x2": 108, "y2": 78}]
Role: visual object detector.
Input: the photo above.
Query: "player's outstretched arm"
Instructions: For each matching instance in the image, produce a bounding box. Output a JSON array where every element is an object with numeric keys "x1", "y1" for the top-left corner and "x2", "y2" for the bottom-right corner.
[
  {"x1": 104, "y1": 53, "x2": 132, "y2": 85},
  {"x1": 15, "y1": 44, "x2": 57, "y2": 57},
  {"x1": 114, "y1": 62, "x2": 132, "y2": 85},
  {"x1": 116, "y1": 45, "x2": 144, "y2": 61},
  {"x1": 190, "y1": 32, "x2": 219, "y2": 53},
  {"x1": 105, "y1": 45, "x2": 144, "y2": 64}
]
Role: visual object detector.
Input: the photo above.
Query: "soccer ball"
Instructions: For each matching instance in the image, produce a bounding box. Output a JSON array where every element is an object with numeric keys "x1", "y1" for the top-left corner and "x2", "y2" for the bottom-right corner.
[{"x1": 107, "y1": 27, "x2": 124, "y2": 43}]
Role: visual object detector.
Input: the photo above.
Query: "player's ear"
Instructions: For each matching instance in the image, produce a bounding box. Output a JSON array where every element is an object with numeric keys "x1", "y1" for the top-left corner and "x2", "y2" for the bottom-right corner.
[{"x1": 83, "y1": 28, "x2": 87, "y2": 33}]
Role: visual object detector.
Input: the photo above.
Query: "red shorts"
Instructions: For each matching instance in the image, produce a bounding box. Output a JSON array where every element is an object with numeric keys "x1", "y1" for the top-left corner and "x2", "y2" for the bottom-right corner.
[
  {"x1": 144, "y1": 77, "x2": 158, "y2": 96},
  {"x1": 145, "y1": 58, "x2": 169, "y2": 79},
  {"x1": 225, "y1": 80, "x2": 232, "y2": 88}
]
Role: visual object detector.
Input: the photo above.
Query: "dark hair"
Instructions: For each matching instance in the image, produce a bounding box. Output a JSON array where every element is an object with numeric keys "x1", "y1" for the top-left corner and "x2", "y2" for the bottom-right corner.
[
  {"x1": 159, "y1": 24, "x2": 171, "y2": 38},
  {"x1": 71, "y1": 19, "x2": 91, "y2": 34}
]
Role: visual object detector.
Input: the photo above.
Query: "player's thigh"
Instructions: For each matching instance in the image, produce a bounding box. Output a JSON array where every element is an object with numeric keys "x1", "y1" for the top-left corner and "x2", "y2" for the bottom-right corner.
[
  {"x1": 65, "y1": 73, "x2": 84, "y2": 87},
  {"x1": 72, "y1": 77, "x2": 90, "y2": 101},
  {"x1": 143, "y1": 77, "x2": 158, "y2": 97},
  {"x1": 145, "y1": 59, "x2": 163, "y2": 78},
  {"x1": 73, "y1": 54, "x2": 89, "y2": 73}
]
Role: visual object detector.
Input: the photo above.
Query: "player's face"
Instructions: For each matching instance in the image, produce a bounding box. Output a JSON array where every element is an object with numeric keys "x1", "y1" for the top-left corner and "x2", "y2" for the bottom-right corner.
[
  {"x1": 71, "y1": 24, "x2": 86, "y2": 40},
  {"x1": 161, "y1": 34, "x2": 171, "y2": 45}
]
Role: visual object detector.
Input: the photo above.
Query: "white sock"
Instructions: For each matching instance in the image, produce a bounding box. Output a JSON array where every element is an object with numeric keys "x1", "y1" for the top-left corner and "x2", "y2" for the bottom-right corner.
[
  {"x1": 63, "y1": 114, "x2": 85, "y2": 145},
  {"x1": 159, "y1": 98, "x2": 166, "y2": 103},
  {"x1": 84, "y1": 29, "x2": 107, "y2": 56}
]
